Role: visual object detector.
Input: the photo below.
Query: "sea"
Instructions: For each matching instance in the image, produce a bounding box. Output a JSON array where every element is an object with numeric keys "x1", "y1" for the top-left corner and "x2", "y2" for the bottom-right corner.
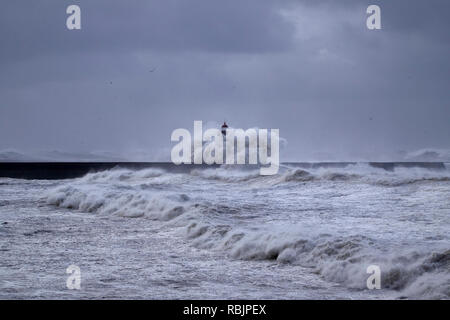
[{"x1": 0, "y1": 163, "x2": 449, "y2": 299}]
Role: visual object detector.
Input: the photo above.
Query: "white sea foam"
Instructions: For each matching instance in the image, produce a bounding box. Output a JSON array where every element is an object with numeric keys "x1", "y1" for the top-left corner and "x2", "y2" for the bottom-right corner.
[{"x1": 42, "y1": 165, "x2": 450, "y2": 299}]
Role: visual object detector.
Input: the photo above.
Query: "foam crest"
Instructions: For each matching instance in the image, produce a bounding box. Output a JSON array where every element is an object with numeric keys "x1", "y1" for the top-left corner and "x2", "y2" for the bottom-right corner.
[
  {"x1": 79, "y1": 168, "x2": 165, "y2": 183},
  {"x1": 225, "y1": 229, "x2": 449, "y2": 298},
  {"x1": 45, "y1": 184, "x2": 192, "y2": 221}
]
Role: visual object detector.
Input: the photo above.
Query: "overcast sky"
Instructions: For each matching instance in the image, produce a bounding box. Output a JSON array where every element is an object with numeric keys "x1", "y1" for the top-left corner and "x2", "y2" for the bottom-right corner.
[{"x1": 1, "y1": 0, "x2": 449, "y2": 161}]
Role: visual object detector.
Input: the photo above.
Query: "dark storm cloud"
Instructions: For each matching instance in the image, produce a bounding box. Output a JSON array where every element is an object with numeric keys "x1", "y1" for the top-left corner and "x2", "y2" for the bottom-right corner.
[
  {"x1": 0, "y1": 0, "x2": 294, "y2": 63},
  {"x1": 0, "y1": 0, "x2": 449, "y2": 161}
]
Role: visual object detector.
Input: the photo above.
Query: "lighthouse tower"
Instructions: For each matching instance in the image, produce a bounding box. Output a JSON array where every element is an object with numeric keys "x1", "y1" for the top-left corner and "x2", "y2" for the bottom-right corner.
[{"x1": 221, "y1": 121, "x2": 228, "y2": 136}]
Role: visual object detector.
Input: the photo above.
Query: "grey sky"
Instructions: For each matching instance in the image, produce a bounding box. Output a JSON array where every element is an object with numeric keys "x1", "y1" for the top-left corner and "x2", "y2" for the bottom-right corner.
[{"x1": 1, "y1": 0, "x2": 449, "y2": 161}]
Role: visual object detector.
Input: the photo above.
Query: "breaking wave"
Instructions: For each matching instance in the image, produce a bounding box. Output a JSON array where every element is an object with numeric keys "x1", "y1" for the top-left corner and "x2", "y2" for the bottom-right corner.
[
  {"x1": 184, "y1": 222, "x2": 449, "y2": 299},
  {"x1": 185, "y1": 164, "x2": 450, "y2": 187},
  {"x1": 46, "y1": 186, "x2": 191, "y2": 221},
  {"x1": 42, "y1": 167, "x2": 450, "y2": 299}
]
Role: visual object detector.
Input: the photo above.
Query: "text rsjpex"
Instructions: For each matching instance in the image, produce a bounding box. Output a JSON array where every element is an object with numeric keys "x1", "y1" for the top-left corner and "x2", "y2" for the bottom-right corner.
[{"x1": 171, "y1": 121, "x2": 279, "y2": 175}]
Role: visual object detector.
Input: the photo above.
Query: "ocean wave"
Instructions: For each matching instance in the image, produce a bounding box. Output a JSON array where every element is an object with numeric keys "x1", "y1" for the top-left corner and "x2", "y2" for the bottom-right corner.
[
  {"x1": 188, "y1": 225, "x2": 449, "y2": 299},
  {"x1": 279, "y1": 166, "x2": 450, "y2": 187},
  {"x1": 45, "y1": 185, "x2": 194, "y2": 221},
  {"x1": 366, "y1": 175, "x2": 450, "y2": 187},
  {"x1": 190, "y1": 167, "x2": 262, "y2": 183},
  {"x1": 78, "y1": 168, "x2": 165, "y2": 183},
  {"x1": 28, "y1": 162, "x2": 449, "y2": 190},
  {"x1": 42, "y1": 167, "x2": 450, "y2": 299},
  {"x1": 188, "y1": 165, "x2": 450, "y2": 187}
]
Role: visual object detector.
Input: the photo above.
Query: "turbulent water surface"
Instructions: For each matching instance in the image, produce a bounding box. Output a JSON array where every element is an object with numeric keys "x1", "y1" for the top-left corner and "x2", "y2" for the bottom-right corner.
[{"x1": 0, "y1": 164, "x2": 449, "y2": 299}]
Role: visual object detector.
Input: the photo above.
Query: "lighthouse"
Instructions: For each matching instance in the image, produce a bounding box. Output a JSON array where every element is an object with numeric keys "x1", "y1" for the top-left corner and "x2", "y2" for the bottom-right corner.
[{"x1": 221, "y1": 121, "x2": 228, "y2": 136}]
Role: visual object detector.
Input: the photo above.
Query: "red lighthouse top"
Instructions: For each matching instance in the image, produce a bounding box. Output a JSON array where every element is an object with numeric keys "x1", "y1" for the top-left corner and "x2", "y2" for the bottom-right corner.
[{"x1": 221, "y1": 122, "x2": 228, "y2": 135}]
